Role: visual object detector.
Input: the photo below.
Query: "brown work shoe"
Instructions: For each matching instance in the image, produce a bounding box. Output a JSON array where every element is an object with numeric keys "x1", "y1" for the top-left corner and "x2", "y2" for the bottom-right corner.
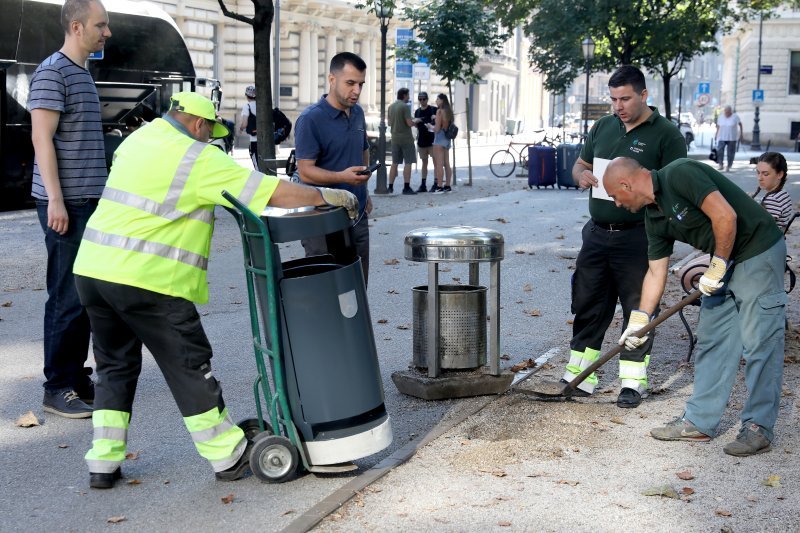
[{"x1": 723, "y1": 424, "x2": 772, "y2": 457}]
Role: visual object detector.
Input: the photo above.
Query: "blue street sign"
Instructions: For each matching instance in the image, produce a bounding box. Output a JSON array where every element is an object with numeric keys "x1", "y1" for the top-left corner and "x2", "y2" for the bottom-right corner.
[
  {"x1": 396, "y1": 28, "x2": 413, "y2": 48},
  {"x1": 752, "y1": 89, "x2": 765, "y2": 103},
  {"x1": 759, "y1": 65, "x2": 773, "y2": 75},
  {"x1": 88, "y1": 50, "x2": 104, "y2": 60},
  {"x1": 697, "y1": 82, "x2": 710, "y2": 94},
  {"x1": 396, "y1": 61, "x2": 413, "y2": 79}
]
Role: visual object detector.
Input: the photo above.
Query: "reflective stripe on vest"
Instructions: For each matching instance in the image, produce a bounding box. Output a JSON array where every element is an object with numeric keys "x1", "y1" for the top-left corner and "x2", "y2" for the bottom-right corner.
[{"x1": 82, "y1": 227, "x2": 208, "y2": 271}]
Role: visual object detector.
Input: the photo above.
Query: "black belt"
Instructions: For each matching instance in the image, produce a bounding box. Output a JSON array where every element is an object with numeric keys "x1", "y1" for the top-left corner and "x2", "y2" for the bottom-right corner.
[{"x1": 592, "y1": 220, "x2": 645, "y2": 231}]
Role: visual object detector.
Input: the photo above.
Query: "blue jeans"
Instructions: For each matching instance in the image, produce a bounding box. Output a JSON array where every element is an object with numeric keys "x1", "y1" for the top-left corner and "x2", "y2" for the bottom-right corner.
[
  {"x1": 685, "y1": 238, "x2": 786, "y2": 441},
  {"x1": 36, "y1": 198, "x2": 98, "y2": 392}
]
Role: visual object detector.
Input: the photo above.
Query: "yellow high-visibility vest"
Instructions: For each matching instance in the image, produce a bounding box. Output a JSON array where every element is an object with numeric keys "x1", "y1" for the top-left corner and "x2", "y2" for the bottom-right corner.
[{"x1": 74, "y1": 118, "x2": 278, "y2": 303}]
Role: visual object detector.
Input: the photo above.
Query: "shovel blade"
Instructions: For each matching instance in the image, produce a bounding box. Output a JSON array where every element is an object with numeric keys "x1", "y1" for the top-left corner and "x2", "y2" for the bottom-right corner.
[{"x1": 519, "y1": 379, "x2": 571, "y2": 398}]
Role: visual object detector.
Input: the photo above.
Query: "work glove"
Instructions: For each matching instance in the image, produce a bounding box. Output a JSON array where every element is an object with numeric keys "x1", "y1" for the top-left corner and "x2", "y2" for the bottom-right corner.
[
  {"x1": 698, "y1": 255, "x2": 729, "y2": 296},
  {"x1": 618, "y1": 310, "x2": 651, "y2": 351},
  {"x1": 319, "y1": 188, "x2": 359, "y2": 220}
]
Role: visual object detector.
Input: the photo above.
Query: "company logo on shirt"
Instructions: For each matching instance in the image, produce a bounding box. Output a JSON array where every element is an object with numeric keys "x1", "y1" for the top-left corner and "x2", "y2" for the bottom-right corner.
[
  {"x1": 630, "y1": 139, "x2": 646, "y2": 154},
  {"x1": 672, "y1": 203, "x2": 689, "y2": 221}
]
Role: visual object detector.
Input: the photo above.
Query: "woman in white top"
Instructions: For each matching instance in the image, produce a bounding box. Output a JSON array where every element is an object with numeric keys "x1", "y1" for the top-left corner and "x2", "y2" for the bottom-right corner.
[{"x1": 714, "y1": 105, "x2": 743, "y2": 172}]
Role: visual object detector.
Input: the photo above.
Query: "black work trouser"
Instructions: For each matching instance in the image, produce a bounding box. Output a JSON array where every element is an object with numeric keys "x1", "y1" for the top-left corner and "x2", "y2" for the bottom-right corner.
[
  {"x1": 570, "y1": 220, "x2": 654, "y2": 363},
  {"x1": 75, "y1": 276, "x2": 224, "y2": 417}
]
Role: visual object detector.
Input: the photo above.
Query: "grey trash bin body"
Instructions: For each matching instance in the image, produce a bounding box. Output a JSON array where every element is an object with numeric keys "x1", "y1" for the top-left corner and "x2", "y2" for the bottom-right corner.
[{"x1": 250, "y1": 207, "x2": 392, "y2": 465}]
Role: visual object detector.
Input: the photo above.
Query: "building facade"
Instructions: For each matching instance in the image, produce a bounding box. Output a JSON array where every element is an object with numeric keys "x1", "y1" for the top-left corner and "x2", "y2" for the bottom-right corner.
[{"x1": 148, "y1": 0, "x2": 548, "y2": 140}]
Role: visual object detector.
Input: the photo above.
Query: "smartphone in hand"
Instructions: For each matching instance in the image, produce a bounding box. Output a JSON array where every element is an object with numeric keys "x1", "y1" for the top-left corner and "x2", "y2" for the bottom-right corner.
[{"x1": 357, "y1": 162, "x2": 381, "y2": 175}]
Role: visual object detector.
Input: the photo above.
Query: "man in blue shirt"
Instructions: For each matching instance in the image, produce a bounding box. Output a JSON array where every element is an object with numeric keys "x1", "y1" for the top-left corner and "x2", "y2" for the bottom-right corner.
[{"x1": 294, "y1": 52, "x2": 373, "y2": 285}]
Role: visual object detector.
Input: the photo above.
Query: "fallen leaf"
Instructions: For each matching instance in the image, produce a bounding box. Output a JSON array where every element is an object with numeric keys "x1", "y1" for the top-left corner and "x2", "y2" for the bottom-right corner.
[
  {"x1": 396, "y1": 324, "x2": 410, "y2": 330},
  {"x1": 514, "y1": 249, "x2": 526, "y2": 254},
  {"x1": 681, "y1": 487, "x2": 695, "y2": 495},
  {"x1": 566, "y1": 319, "x2": 574, "y2": 324},
  {"x1": 510, "y1": 359, "x2": 535, "y2": 372},
  {"x1": 746, "y1": 495, "x2": 758, "y2": 502},
  {"x1": 641, "y1": 485, "x2": 679, "y2": 499},
  {"x1": 555, "y1": 234, "x2": 565, "y2": 240},
  {"x1": 493, "y1": 218, "x2": 508, "y2": 224},
  {"x1": 15, "y1": 411, "x2": 41, "y2": 427},
  {"x1": 221, "y1": 493, "x2": 235, "y2": 504},
  {"x1": 522, "y1": 284, "x2": 532, "y2": 292},
  {"x1": 609, "y1": 417, "x2": 625, "y2": 425},
  {"x1": 762, "y1": 475, "x2": 782, "y2": 488},
  {"x1": 500, "y1": 354, "x2": 511, "y2": 360},
  {"x1": 478, "y1": 468, "x2": 507, "y2": 477},
  {"x1": 387, "y1": 289, "x2": 399, "y2": 294},
  {"x1": 558, "y1": 480, "x2": 579, "y2": 486},
  {"x1": 282, "y1": 510, "x2": 295, "y2": 516},
  {"x1": 125, "y1": 451, "x2": 140, "y2": 460},
  {"x1": 384, "y1": 258, "x2": 400, "y2": 265},
  {"x1": 498, "y1": 521, "x2": 512, "y2": 527},
  {"x1": 377, "y1": 319, "x2": 388, "y2": 324},
  {"x1": 715, "y1": 509, "x2": 732, "y2": 517},
  {"x1": 524, "y1": 309, "x2": 542, "y2": 317},
  {"x1": 1, "y1": 301, "x2": 12, "y2": 307},
  {"x1": 676, "y1": 470, "x2": 695, "y2": 481},
  {"x1": 58, "y1": 444, "x2": 69, "y2": 449},
  {"x1": 107, "y1": 516, "x2": 126, "y2": 524},
  {"x1": 127, "y1": 479, "x2": 142, "y2": 485}
]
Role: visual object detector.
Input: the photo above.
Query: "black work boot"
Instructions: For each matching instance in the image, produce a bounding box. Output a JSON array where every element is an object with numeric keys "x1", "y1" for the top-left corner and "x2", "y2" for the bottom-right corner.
[
  {"x1": 90, "y1": 467, "x2": 122, "y2": 489},
  {"x1": 215, "y1": 441, "x2": 253, "y2": 481},
  {"x1": 417, "y1": 181, "x2": 428, "y2": 193}
]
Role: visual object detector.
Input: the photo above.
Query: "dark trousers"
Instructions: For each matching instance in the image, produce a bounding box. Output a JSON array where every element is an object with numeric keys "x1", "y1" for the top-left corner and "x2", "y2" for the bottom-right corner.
[
  {"x1": 36, "y1": 198, "x2": 98, "y2": 392},
  {"x1": 249, "y1": 141, "x2": 258, "y2": 170},
  {"x1": 74, "y1": 276, "x2": 224, "y2": 417},
  {"x1": 716, "y1": 140, "x2": 736, "y2": 169},
  {"x1": 302, "y1": 216, "x2": 370, "y2": 287},
  {"x1": 571, "y1": 220, "x2": 653, "y2": 363}
]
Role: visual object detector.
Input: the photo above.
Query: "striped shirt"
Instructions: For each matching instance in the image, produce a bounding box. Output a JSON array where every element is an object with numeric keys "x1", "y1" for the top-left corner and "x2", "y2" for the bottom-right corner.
[
  {"x1": 29, "y1": 51, "x2": 107, "y2": 200},
  {"x1": 757, "y1": 189, "x2": 793, "y2": 231}
]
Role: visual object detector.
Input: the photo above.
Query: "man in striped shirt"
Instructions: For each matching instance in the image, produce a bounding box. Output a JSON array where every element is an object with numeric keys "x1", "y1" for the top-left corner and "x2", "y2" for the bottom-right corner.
[{"x1": 29, "y1": 0, "x2": 111, "y2": 418}]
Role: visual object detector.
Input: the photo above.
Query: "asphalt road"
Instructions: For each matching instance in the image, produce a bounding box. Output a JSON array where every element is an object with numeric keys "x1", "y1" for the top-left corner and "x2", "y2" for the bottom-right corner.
[{"x1": 1, "y1": 141, "x2": 797, "y2": 532}]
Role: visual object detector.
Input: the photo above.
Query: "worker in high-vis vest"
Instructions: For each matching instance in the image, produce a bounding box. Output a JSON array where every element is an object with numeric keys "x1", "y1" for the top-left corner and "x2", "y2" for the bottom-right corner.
[{"x1": 73, "y1": 92, "x2": 359, "y2": 489}]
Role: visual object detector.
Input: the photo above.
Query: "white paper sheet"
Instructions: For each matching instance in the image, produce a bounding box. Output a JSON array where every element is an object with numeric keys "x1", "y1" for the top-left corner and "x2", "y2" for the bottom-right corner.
[{"x1": 591, "y1": 157, "x2": 613, "y2": 201}]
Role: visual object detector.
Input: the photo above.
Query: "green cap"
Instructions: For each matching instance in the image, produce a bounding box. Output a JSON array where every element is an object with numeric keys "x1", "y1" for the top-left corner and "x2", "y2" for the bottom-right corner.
[{"x1": 169, "y1": 91, "x2": 229, "y2": 139}]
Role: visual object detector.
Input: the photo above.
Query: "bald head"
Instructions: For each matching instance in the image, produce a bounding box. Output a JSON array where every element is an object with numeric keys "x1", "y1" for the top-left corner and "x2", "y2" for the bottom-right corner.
[{"x1": 604, "y1": 157, "x2": 653, "y2": 213}]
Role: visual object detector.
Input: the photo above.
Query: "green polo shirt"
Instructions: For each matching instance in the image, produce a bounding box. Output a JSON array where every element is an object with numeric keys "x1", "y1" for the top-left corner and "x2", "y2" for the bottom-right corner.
[
  {"x1": 581, "y1": 107, "x2": 686, "y2": 224},
  {"x1": 388, "y1": 99, "x2": 414, "y2": 144},
  {"x1": 644, "y1": 159, "x2": 781, "y2": 262}
]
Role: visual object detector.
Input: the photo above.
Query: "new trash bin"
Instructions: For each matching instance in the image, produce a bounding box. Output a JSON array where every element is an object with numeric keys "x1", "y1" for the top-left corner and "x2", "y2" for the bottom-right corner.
[{"x1": 224, "y1": 194, "x2": 392, "y2": 481}]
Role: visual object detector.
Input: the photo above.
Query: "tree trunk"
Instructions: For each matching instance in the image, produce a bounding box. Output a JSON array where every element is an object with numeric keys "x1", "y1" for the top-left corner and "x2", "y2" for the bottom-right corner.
[
  {"x1": 661, "y1": 73, "x2": 672, "y2": 121},
  {"x1": 253, "y1": 1, "x2": 276, "y2": 173}
]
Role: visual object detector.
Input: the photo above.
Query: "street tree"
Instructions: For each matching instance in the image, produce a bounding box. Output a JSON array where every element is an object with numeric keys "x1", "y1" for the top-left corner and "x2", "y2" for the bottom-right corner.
[
  {"x1": 491, "y1": 0, "x2": 783, "y2": 119},
  {"x1": 217, "y1": 0, "x2": 276, "y2": 173},
  {"x1": 360, "y1": 0, "x2": 509, "y2": 184}
]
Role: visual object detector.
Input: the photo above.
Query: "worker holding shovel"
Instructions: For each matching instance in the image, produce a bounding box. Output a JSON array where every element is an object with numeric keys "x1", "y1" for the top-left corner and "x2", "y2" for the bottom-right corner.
[{"x1": 605, "y1": 157, "x2": 786, "y2": 457}]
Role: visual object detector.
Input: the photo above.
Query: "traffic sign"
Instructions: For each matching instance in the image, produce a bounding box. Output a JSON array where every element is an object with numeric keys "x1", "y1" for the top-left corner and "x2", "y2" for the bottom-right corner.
[
  {"x1": 696, "y1": 93, "x2": 710, "y2": 106},
  {"x1": 413, "y1": 64, "x2": 430, "y2": 80},
  {"x1": 752, "y1": 89, "x2": 765, "y2": 103},
  {"x1": 760, "y1": 65, "x2": 773, "y2": 75},
  {"x1": 697, "y1": 82, "x2": 710, "y2": 94},
  {"x1": 396, "y1": 28, "x2": 413, "y2": 48},
  {"x1": 395, "y1": 60, "x2": 413, "y2": 79}
]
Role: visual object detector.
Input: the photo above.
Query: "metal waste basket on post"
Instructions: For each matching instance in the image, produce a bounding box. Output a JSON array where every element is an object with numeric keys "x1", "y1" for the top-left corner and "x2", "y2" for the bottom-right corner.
[
  {"x1": 223, "y1": 193, "x2": 392, "y2": 482},
  {"x1": 392, "y1": 226, "x2": 513, "y2": 400}
]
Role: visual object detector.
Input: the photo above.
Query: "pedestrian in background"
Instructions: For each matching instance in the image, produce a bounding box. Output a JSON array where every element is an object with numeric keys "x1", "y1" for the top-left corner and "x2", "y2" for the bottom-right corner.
[
  {"x1": 240, "y1": 85, "x2": 258, "y2": 169},
  {"x1": 715, "y1": 105, "x2": 743, "y2": 172},
  {"x1": 387, "y1": 87, "x2": 417, "y2": 195},
  {"x1": 608, "y1": 157, "x2": 785, "y2": 457},
  {"x1": 29, "y1": 0, "x2": 111, "y2": 419},
  {"x1": 430, "y1": 93, "x2": 453, "y2": 193},
  {"x1": 753, "y1": 151, "x2": 793, "y2": 231},
  {"x1": 294, "y1": 52, "x2": 373, "y2": 285},
  {"x1": 413, "y1": 91, "x2": 436, "y2": 192},
  {"x1": 74, "y1": 92, "x2": 357, "y2": 489},
  {"x1": 560, "y1": 65, "x2": 686, "y2": 408}
]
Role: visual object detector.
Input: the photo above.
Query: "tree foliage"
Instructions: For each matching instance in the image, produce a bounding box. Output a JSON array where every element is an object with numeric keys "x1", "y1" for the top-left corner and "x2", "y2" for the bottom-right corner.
[
  {"x1": 217, "y1": 0, "x2": 275, "y2": 172},
  {"x1": 490, "y1": 0, "x2": 784, "y2": 118}
]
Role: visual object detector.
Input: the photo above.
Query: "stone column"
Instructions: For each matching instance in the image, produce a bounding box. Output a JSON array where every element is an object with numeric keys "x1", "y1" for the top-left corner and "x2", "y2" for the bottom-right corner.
[
  {"x1": 363, "y1": 35, "x2": 377, "y2": 109},
  {"x1": 309, "y1": 24, "x2": 320, "y2": 100},
  {"x1": 298, "y1": 23, "x2": 312, "y2": 105}
]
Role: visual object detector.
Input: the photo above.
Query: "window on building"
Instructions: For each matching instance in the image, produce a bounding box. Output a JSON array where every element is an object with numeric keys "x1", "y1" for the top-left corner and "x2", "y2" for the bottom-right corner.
[{"x1": 790, "y1": 51, "x2": 800, "y2": 95}]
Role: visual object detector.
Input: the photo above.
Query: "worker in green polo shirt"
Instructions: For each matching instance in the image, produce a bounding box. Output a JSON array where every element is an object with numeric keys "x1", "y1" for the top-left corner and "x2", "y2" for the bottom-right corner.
[
  {"x1": 607, "y1": 157, "x2": 785, "y2": 457},
  {"x1": 561, "y1": 65, "x2": 687, "y2": 408}
]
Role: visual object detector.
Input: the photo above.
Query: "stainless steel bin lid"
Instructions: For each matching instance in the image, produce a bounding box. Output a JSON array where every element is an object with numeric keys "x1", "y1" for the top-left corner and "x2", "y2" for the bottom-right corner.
[{"x1": 404, "y1": 226, "x2": 504, "y2": 262}]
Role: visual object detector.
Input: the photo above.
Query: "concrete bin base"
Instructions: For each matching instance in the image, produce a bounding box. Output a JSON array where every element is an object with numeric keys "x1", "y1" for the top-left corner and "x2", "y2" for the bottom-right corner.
[{"x1": 391, "y1": 367, "x2": 514, "y2": 400}]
